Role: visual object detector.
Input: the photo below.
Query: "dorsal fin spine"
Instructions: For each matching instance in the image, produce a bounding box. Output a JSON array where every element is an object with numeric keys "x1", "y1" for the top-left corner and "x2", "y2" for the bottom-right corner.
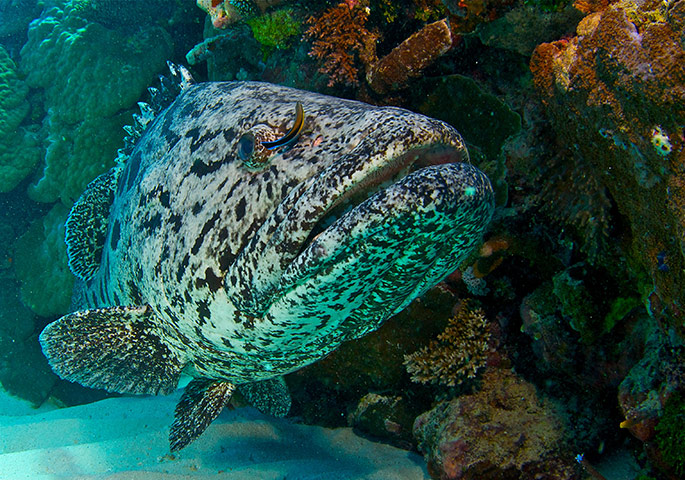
[{"x1": 117, "y1": 63, "x2": 196, "y2": 165}]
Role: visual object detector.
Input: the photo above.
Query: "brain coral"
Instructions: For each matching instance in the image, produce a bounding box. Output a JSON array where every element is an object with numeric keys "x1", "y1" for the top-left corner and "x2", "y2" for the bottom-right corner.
[
  {"x1": 530, "y1": 0, "x2": 685, "y2": 335},
  {"x1": 20, "y1": 4, "x2": 172, "y2": 204},
  {"x1": 0, "y1": 45, "x2": 41, "y2": 193}
]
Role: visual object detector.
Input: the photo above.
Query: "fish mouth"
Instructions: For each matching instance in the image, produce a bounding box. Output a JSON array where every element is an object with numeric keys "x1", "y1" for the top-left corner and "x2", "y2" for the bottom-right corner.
[
  {"x1": 226, "y1": 121, "x2": 493, "y2": 318},
  {"x1": 297, "y1": 143, "x2": 466, "y2": 257}
]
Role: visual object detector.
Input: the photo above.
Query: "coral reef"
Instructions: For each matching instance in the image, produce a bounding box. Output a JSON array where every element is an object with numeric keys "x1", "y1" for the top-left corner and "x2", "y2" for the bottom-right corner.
[
  {"x1": 653, "y1": 393, "x2": 685, "y2": 479},
  {"x1": 617, "y1": 324, "x2": 685, "y2": 478},
  {"x1": 413, "y1": 368, "x2": 576, "y2": 479},
  {"x1": 304, "y1": 0, "x2": 379, "y2": 87},
  {"x1": 476, "y1": 3, "x2": 584, "y2": 56},
  {"x1": 530, "y1": 0, "x2": 685, "y2": 335},
  {"x1": 404, "y1": 300, "x2": 492, "y2": 387},
  {"x1": 410, "y1": 74, "x2": 522, "y2": 161},
  {"x1": 20, "y1": 4, "x2": 172, "y2": 204},
  {"x1": 0, "y1": 0, "x2": 43, "y2": 39},
  {"x1": 348, "y1": 393, "x2": 417, "y2": 448},
  {"x1": 442, "y1": 0, "x2": 516, "y2": 34},
  {"x1": 288, "y1": 286, "x2": 457, "y2": 426},
  {"x1": 68, "y1": 0, "x2": 168, "y2": 29},
  {"x1": 12, "y1": 204, "x2": 73, "y2": 317},
  {"x1": 31, "y1": 111, "x2": 132, "y2": 206},
  {"x1": 0, "y1": 45, "x2": 41, "y2": 193}
]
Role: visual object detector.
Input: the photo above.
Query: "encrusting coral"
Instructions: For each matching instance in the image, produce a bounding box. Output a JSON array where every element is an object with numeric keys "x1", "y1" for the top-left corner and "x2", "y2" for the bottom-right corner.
[
  {"x1": 304, "y1": 0, "x2": 379, "y2": 87},
  {"x1": 530, "y1": 0, "x2": 685, "y2": 335},
  {"x1": 404, "y1": 300, "x2": 491, "y2": 387}
]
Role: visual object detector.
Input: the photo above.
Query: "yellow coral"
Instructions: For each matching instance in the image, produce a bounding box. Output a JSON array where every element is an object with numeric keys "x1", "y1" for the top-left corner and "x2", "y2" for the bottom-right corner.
[{"x1": 404, "y1": 301, "x2": 491, "y2": 387}]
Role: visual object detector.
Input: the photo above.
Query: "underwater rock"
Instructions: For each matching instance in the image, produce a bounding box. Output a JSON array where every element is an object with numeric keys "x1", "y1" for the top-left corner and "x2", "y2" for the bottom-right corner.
[
  {"x1": 618, "y1": 325, "x2": 685, "y2": 478},
  {"x1": 530, "y1": 0, "x2": 685, "y2": 336},
  {"x1": 410, "y1": 74, "x2": 521, "y2": 161},
  {"x1": 348, "y1": 393, "x2": 416, "y2": 449},
  {"x1": 13, "y1": 204, "x2": 73, "y2": 318},
  {"x1": 67, "y1": 0, "x2": 168, "y2": 29},
  {"x1": 0, "y1": 0, "x2": 42, "y2": 39},
  {"x1": 413, "y1": 367, "x2": 577, "y2": 480},
  {"x1": 476, "y1": 4, "x2": 584, "y2": 57},
  {"x1": 0, "y1": 332, "x2": 56, "y2": 407}
]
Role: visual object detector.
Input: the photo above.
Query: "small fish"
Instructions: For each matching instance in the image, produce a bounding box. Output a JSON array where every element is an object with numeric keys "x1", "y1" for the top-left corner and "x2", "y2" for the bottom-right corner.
[{"x1": 262, "y1": 101, "x2": 305, "y2": 150}]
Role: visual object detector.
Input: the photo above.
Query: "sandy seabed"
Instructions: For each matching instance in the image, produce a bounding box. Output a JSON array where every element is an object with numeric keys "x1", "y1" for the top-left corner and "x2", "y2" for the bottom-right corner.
[{"x1": 0, "y1": 389, "x2": 428, "y2": 480}]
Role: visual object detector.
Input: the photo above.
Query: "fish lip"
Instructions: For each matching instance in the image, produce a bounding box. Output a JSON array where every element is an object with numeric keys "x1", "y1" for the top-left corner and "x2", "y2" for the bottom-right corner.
[
  {"x1": 297, "y1": 141, "x2": 471, "y2": 252},
  {"x1": 226, "y1": 121, "x2": 472, "y2": 316}
]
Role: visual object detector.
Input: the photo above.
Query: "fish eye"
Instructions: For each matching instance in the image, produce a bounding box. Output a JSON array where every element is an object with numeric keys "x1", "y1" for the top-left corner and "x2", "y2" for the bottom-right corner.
[{"x1": 237, "y1": 134, "x2": 255, "y2": 161}]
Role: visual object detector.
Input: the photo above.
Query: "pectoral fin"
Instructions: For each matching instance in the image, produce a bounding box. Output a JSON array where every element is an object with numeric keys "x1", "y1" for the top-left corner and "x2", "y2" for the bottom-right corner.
[{"x1": 39, "y1": 305, "x2": 184, "y2": 395}]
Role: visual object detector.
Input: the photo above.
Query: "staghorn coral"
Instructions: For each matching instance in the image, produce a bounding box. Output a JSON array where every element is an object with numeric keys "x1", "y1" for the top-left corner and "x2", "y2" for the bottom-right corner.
[
  {"x1": 404, "y1": 300, "x2": 491, "y2": 386},
  {"x1": 304, "y1": 0, "x2": 378, "y2": 87}
]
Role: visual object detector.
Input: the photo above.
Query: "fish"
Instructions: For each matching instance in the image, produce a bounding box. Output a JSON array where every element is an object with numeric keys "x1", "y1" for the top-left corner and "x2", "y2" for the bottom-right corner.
[{"x1": 39, "y1": 64, "x2": 494, "y2": 451}]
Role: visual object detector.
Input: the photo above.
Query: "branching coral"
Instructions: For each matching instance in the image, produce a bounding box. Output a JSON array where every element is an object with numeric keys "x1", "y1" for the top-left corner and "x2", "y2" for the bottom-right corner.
[
  {"x1": 304, "y1": 0, "x2": 378, "y2": 87},
  {"x1": 404, "y1": 300, "x2": 491, "y2": 386}
]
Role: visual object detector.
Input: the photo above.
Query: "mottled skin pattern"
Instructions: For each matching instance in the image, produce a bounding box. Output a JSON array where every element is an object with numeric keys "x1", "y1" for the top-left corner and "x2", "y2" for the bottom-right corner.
[{"x1": 47, "y1": 81, "x2": 493, "y2": 391}]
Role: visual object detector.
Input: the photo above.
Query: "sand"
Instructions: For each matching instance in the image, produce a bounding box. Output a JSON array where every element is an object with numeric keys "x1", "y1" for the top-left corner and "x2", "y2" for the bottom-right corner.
[{"x1": 0, "y1": 389, "x2": 428, "y2": 479}]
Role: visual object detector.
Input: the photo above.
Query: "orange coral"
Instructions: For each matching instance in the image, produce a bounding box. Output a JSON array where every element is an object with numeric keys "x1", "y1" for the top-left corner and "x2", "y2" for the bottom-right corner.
[
  {"x1": 304, "y1": 1, "x2": 378, "y2": 87},
  {"x1": 403, "y1": 300, "x2": 491, "y2": 386},
  {"x1": 573, "y1": 0, "x2": 609, "y2": 15}
]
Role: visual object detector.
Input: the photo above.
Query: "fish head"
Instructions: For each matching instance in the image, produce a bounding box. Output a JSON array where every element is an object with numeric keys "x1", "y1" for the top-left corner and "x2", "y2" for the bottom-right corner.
[{"x1": 206, "y1": 83, "x2": 495, "y2": 350}]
